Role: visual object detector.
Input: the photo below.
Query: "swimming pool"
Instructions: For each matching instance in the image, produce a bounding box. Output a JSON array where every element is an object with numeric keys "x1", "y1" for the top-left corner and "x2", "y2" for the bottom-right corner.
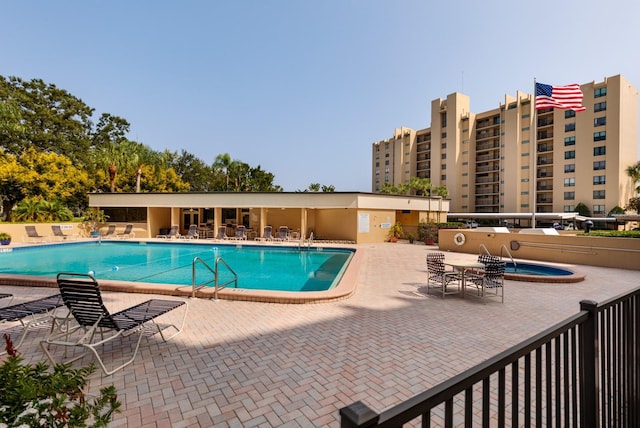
[
  {"x1": 504, "y1": 261, "x2": 584, "y2": 283},
  {"x1": 0, "y1": 241, "x2": 355, "y2": 292}
]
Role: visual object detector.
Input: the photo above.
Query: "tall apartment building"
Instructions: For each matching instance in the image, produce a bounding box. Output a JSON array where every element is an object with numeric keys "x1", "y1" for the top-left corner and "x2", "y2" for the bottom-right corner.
[{"x1": 372, "y1": 75, "x2": 639, "y2": 219}]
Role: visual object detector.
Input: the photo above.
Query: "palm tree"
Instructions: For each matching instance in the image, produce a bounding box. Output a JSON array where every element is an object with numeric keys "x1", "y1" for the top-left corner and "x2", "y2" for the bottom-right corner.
[
  {"x1": 433, "y1": 185, "x2": 449, "y2": 198},
  {"x1": 213, "y1": 153, "x2": 233, "y2": 191},
  {"x1": 92, "y1": 140, "x2": 140, "y2": 193},
  {"x1": 626, "y1": 161, "x2": 640, "y2": 194}
]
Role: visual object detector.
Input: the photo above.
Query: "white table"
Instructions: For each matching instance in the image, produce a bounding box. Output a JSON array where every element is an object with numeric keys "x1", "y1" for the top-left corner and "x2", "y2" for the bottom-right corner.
[{"x1": 444, "y1": 261, "x2": 485, "y2": 298}]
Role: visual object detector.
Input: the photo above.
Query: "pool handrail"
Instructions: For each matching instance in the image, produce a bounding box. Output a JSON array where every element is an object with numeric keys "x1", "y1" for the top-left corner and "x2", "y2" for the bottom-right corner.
[
  {"x1": 479, "y1": 243, "x2": 517, "y2": 270},
  {"x1": 191, "y1": 256, "x2": 238, "y2": 299}
]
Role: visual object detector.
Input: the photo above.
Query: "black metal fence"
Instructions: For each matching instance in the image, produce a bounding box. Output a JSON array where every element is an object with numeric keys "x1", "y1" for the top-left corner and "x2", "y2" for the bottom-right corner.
[{"x1": 340, "y1": 287, "x2": 639, "y2": 427}]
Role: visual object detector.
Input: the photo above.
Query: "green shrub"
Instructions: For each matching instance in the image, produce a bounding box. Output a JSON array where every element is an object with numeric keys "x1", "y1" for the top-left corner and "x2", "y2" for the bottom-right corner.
[{"x1": 0, "y1": 333, "x2": 121, "y2": 427}]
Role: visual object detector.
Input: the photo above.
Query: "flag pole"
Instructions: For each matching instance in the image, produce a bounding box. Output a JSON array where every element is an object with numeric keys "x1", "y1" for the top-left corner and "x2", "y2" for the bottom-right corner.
[{"x1": 532, "y1": 77, "x2": 538, "y2": 228}]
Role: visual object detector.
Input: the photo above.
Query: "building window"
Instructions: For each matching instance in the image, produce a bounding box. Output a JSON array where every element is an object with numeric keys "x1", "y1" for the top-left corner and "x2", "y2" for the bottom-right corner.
[
  {"x1": 593, "y1": 146, "x2": 606, "y2": 156},
  {"x1": 565, "y1": 123, "x2": 576, "y2": 132},
  {"x1": 441, "y1": 164, "x2": 446, "y2": 170},
  {"x1": 593, "y1": 205, "x2": 605, "y2": 215},
  {"x1": 441, "y1": 174, "x2": 446, "y2": 180},
  {"x1": 593, "y1": 190, "x2": 605, "y2": 199},
  {"x1": 375, "y1": 170, "x2": 380, "y2": 175},
  {"x1": 564, "y1": 192, "x2": 575, "y2": 200},
  {"x1": 594, "y1": 161, "x2": 606, "y2": 170},
  {"x1": 462, "y1": 161, "x2": 468, "y2": 165},
  {"x1": 441, "y1": 143, "x2": 447, "y2": 149},
  {"x1": 594, "y1": 102, "x2": 607, "y2": 112},
  {"x1": 564, "y1": 164, "x2": 575, "y2": 173},
  {"x1": 565, "y1": 150, "x2": 576, "y2": 159},
  {"x1": 565, "y1": 110, "x2": 576, "y2": 118},
  {"x1": 385, "y1": 153, "x2": 389, "y2": 157},
  {"x1": 594, "y1": 117, "x2": 606, "y2": 127},
  {"x1": 441, "y1": 153, "x2": 446, "y2": 159},
  {"x1": 564, "y1": 205, "x2": 575, "y2": 212},
  {"x1": 564, "y1": 137, "x2": 576, "y2": 146},
  {"x1": 522, "y1": 139, "x2": 530, "y2": 144},
  {"x1": 375, "y1": 162, "x2": 379, "y2": 167},
  {"x1": 521, "y1": 191, "x2": 529, "y2": 195},
  {"x1": 595, "y1": 87, "x2": 607, "y2": 98},
  {"x1": 593, "y1": 175, "x2": 606, "y2": 185},
  {"x1": 593, "y1": 131, "x2": 606, "y2": 141},
  {"x1": 384, "y1": 160, "x2": 389, "y2": 165},
  {"x1": 522, "y1": 152, "x2": 529, "y2": 157},
  {"x1": 384, "y1": 176, "x2": 390, "y2": 182},
  {"x1": 384, "y1": 143, "x2": 389, "y2": 149},
  {"x1": 564, "y1": 178, "x2": 575, "y2": 187}
]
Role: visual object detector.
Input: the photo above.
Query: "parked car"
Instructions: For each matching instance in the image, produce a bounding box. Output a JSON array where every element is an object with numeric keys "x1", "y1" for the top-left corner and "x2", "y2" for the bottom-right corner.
[{"x1": 465, "y1": 221, "x2": 478, "y2": 229}]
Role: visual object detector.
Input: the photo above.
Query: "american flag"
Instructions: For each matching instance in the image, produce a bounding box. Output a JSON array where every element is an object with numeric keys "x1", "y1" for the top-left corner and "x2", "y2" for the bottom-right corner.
[{"x1": 535, "y1": 82, "x2": 585, "y2": 112}]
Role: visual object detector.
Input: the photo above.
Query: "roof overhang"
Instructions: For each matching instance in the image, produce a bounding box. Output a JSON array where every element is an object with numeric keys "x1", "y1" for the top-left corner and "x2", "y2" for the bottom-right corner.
[{"x1": 88, "y1": 192, "x2": 450, "y2": 212}]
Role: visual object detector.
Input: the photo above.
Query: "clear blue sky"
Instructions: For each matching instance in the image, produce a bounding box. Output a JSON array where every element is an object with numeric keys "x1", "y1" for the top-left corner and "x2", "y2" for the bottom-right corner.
[{"x1": 3, "y1": 1, "x2": 640, "y2": 191}]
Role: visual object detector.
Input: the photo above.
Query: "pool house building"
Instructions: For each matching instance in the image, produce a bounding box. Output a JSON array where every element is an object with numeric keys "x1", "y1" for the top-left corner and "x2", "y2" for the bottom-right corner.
[{"x1": 86, "y1": 191, "x2": 450, "y2": 244}]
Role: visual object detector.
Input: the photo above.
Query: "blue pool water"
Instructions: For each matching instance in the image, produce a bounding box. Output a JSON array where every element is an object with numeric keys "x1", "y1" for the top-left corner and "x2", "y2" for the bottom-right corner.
[
  {"x1": 505, "y1": 261, "x2": 573, "y2": 276},
  {"x1": 0, "y1": 242, "x2": 354, "y2": 292}
]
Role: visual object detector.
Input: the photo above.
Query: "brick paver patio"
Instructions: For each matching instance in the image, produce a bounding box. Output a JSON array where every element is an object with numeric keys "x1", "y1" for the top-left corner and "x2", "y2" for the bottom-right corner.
[{"x1": 2, "y1": 243, "x2": 638, "y2": 427}]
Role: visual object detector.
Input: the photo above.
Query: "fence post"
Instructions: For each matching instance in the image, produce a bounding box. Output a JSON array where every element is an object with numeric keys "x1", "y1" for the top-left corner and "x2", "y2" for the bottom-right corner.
[
  {"x1": 339, "y1": 401, "x2": 379, "y2": 428},
  {"x1": 579, "y1": 300, "x2": 600, "y2": 428}
]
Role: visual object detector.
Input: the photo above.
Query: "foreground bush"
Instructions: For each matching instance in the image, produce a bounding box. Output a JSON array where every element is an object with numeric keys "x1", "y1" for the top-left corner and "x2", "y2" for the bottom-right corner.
[{"x1": 0, "y1": 334, "x2": 121, "y2": 427}]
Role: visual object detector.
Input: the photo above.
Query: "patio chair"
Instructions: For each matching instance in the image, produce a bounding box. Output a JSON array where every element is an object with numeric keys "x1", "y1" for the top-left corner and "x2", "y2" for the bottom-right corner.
[
  {"x1": 41, "y1": 273, "x2": 188, "y2": 375},
  {"x1": 51, "y1": 224, "x2": 78, "y2": 241},
  {"x1": 255, "y1": 226, "x2": 274, "y2": 242},
  {"x1": 275, "y1": 226, "x2": 289, "y2": 242},
  {"x1": 466, "y1": 258, "x2": 506, "y2": 303},
  {"x1": 0, "y1": 293, "x2": 13, "y2": 308},
  {"x1": 23, "y1": 225, "x2": 48, "y2": 243},
  {"x1": 425, "y1": 252, "x2": 461, "y2": 298},
  {"x1": 101, "y1": 224, "x2": 117, "y2": 238},
  {"x1": 156, "y1": 225, "x2": 179, "y2": 239},
  {"x1": 179, "y1": 224, "x2": 199, "y2": 239},
  {"x1": 117, "y1": 223, "x2": 135, "y2": 239},
  {"x1": 0, "y1": 294, "x2": 64, "y2": 354},
  {"x1": 214, "y1": 226, "x2": 229, "y2": 240},
  {"x1": 232, "y1": 225, "x2": 247, "y2": 240}
]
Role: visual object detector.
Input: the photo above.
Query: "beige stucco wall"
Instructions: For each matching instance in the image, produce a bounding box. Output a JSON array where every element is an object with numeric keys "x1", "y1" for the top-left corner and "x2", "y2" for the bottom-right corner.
[
  {"x1": 0, "y1": 222, "x2": 149, "y2": 243},
  {"x1": 438, "y1": 228, "x2": 640, "y2": 270}
]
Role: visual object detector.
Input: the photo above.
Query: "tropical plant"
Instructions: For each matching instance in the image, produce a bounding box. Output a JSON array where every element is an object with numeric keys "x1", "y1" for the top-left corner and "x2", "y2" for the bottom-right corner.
[
  {"x1": 1, "y1": 333, "x2": 121, "y2": 427},
  {"x1": 0, "y1": 232, "x2": 11, "y2": 241},
  {"x1": 82, "y1": 208, "x2": 108, "y2": 233},
  {"x1": 11, "y1": 198, "x2": 74, "y2": 222},
  {"x1": 387, "y1": 222, "x2": 404, "y2": 241}
]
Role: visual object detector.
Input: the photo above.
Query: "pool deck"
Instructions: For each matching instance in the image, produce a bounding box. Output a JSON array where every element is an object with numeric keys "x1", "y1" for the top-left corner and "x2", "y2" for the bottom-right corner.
[{"x1": 1, "y1": 242, "x2": 639, "y2": 427}]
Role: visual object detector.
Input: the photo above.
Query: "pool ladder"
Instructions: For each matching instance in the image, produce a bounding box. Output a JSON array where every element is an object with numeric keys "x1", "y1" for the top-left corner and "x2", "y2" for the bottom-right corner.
[
  {"x1": 479, "y1": 243, "x2": 517, "y2": 270},
  {"x1": 191, "y1": 256, "x2": 237, "y2": 299}
]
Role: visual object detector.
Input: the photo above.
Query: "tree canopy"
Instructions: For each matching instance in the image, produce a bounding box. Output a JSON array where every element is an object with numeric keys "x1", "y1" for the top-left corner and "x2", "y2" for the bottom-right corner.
[{"x1": 0, "y1": 75, "x2": 288, "y2": 220}]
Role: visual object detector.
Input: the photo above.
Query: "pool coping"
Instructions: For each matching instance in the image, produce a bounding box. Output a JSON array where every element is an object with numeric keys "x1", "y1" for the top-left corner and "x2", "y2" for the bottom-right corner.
[{"x1": 0, "y1": 245, "x2": 365, "y2": 304}]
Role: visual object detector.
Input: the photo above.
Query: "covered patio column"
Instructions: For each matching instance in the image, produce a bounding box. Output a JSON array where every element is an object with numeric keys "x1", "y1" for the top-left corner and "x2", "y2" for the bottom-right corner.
[{"x1": 214, "y1": 207, "x2": 223, "y2": 236}]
